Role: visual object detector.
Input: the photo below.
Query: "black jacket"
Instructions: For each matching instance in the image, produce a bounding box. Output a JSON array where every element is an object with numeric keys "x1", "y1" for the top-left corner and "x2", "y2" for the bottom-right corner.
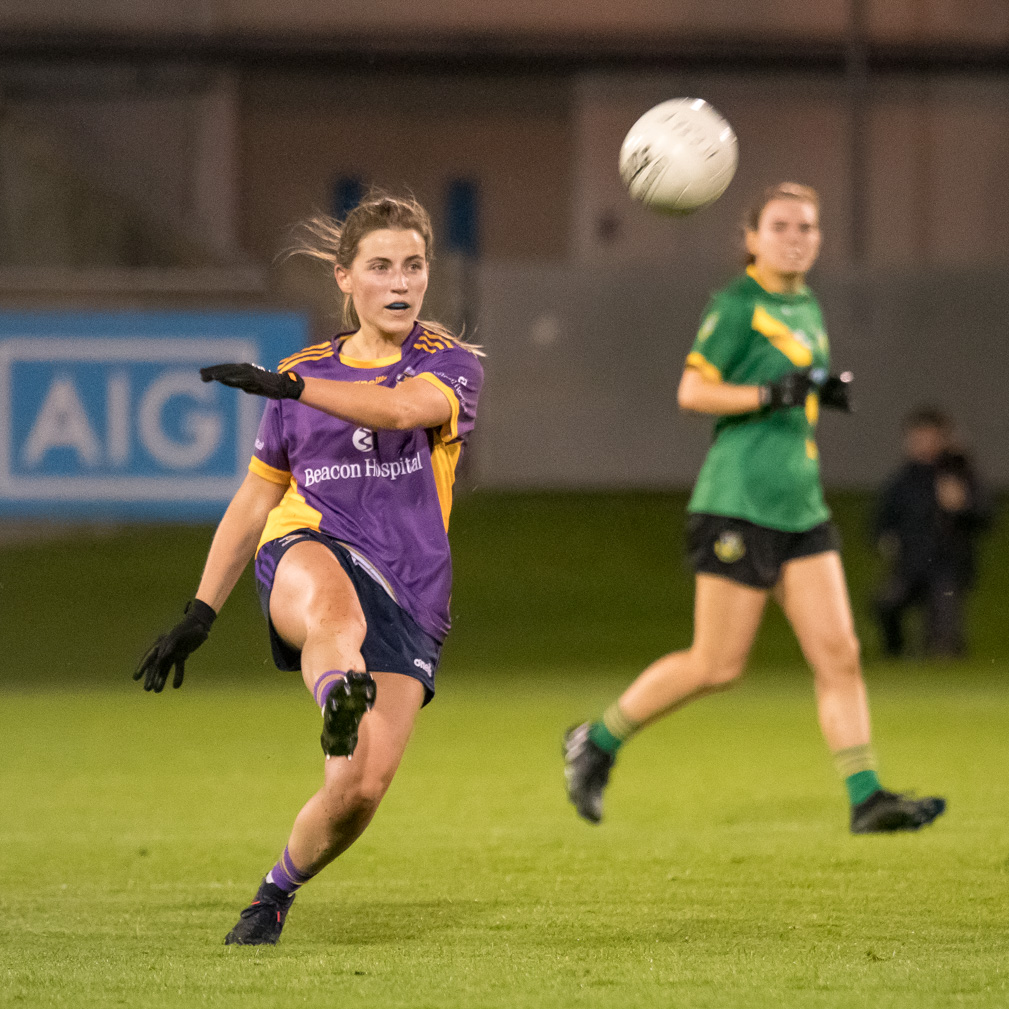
[{"x1": 875, "y1": 451, "x2": 991, "y2": 587}]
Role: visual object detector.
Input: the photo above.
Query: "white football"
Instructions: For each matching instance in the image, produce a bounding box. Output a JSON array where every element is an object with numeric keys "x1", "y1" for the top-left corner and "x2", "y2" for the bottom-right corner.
[{"x1": 618, "y1": 98, "x2": 738, "y2": 215}]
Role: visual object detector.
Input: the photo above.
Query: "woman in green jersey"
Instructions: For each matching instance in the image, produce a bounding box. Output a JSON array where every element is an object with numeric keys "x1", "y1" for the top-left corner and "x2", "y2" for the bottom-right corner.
[{"x1": 564, "y1": 182, "x2": 945, "y2": 835}]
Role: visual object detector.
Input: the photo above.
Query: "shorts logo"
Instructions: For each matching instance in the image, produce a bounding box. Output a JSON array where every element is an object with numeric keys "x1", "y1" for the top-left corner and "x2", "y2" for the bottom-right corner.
[
  {"x1": 413, "y1": 657, "x2": 433, "y2": 675},
  {"x1": 353, "y1": 428, "x2": 375, "y2": 452},
  {"x1": 277, "y1": 532, "x2": 310, "y2": 548},
  {"x1": 714, "y1": 530, "x2": 746, "y2": 564}
]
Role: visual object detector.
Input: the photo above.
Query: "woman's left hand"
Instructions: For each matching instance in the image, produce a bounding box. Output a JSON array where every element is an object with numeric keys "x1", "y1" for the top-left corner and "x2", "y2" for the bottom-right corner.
[{"x1": 819, "y1": 371, "x2": 854, "y2": 412}]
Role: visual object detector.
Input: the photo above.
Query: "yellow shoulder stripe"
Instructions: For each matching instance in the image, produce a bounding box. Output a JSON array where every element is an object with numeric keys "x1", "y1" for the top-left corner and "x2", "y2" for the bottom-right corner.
[
  {"x1": 751, "y1": 306, "x2": 813, "y2": 367},
  {"x1": 417, "y1": 328, "x2": 449, "y2": 347},
  {"x1": 415, "y1": 372, "x2": 460, "y2": 442},
  {"x1": 685, "y1": 351, "x2": 722, "y2": 382},
  {"x1": 249, "y1": 456, "x2": 291, "y2": 485},
  {"x1": 415, "y1": 338, "x2": 449, "y2": 355},
  {"x1": 280, "y1": 342, "x2": 335, "y2": 370}
]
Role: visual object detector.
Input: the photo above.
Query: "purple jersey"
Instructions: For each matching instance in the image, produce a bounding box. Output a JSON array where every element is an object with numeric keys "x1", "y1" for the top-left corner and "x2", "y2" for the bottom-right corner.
[{"x1": 249, "y1": 323, "x2": 483, "y2": 642}]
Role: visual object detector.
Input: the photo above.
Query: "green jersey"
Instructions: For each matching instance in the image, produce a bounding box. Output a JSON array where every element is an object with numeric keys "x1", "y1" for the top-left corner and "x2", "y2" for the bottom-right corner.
[{"x1": 686, "y1": 267, "x2": 831, "y2": 532}]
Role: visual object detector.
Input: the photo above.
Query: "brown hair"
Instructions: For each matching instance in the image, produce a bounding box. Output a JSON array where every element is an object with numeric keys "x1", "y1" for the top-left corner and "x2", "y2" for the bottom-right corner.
[
  {"x1": 903, "y1": 406, "x2": 952, "y2": 434},
  {"x1": 742, "y1": 182, "x2": 820, "y2": 265},
  {"x1": 285, "y1": 190, "x2": 482, "y2": 354}
]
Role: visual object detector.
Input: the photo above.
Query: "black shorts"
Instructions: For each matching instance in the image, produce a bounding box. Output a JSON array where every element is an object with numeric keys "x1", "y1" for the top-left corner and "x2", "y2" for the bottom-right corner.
[
  {"x1": 254, "y1": 528, "x2": 441, "y2": 704},
  {"x1": 687, "y1": 513, "x2": 841, "y2": 590}
]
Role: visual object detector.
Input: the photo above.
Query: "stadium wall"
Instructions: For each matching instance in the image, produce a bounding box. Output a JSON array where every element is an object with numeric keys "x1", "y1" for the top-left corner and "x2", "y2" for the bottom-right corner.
[
  {"x1": 571, "y1": 72, "x2": 1009, "y2": 271},
  {"x1": 2, "y1": 71, "x2": 240, "y2": 267},
  {"x1": 3, "y1": 55, "x2": 1008, "y2": 497},
  {"x1": 473, "y1": 262, "x2": 1009, "y2": 490},
  {"x1": 6, "y1": 68, "x2": 1009, "y2": 277}
]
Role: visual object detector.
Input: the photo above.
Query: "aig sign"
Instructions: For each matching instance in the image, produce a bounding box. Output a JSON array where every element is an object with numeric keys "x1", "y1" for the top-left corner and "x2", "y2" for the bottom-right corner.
[{"x1": 0, "y1": 311, "x2": 306, "y2": 519}]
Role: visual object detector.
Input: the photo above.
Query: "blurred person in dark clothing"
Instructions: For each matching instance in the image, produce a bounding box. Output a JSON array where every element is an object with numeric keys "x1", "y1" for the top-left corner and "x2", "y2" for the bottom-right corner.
[{"x1": 874, "y1": 407, "x2": 991, "y2": 658}]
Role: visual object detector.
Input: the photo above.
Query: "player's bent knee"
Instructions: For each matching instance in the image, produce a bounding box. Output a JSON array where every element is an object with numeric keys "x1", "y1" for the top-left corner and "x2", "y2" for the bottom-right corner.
[
  {"x1": 322, "y1": 763, "x2": 394, "y2": 812},
  {"x1": 352, "y1": 776, "x2": 391, "y2": 809},
  {"x1": 329, "y1": 775, "x2": 390, "y2": 817},
  {"x1": 309, "y1": 607, "x2": 367, "y2": 643},
  {"x1": 696, "y1": 654, "x2": 746, "y2": 688}
]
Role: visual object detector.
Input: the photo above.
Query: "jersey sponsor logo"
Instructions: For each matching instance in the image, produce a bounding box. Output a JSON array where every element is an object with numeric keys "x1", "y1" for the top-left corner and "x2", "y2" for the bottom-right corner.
[
  {"x1": 302, "y1": 450, "x2": 424, "y2": 488},
  {"x1": 304, "y1": 462, "x2": 363, "y2": 486},
  {"x1": 352, "y1": 428, "x2": 375, "y2": 452},
  {"x1": 365, "y1": 454, "x2": 423, "y2": 481},
  {"x1": 713, "y1": 530, "x2": 746, "y2": 564},
  {"x1": 413, "y1": 657, "x2": 433, "y2": 675}
]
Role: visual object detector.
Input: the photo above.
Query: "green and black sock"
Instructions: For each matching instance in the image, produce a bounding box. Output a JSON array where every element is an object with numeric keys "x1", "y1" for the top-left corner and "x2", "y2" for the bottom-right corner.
[
  {"x1": 587, "y1": 702, "x2": 641, "y2": 755},
  {"x1": 834, "y1": 743, "x2": 882, "y2": 806}
]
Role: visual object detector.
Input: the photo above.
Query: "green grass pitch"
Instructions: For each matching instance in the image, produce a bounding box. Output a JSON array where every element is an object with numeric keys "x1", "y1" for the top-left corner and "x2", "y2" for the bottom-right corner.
[{"x1": 2, "y1": 492, "x2": 1008, "y2": 1007}]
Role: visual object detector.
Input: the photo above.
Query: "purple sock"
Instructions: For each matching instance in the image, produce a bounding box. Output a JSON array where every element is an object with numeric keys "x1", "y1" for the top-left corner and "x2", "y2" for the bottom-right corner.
[
  {"x1": 312, "y1": 670, "x2": 346, "y2": 710},
  {"x1": 265, "y1": 846, "x2": 315, "y2": 894}
]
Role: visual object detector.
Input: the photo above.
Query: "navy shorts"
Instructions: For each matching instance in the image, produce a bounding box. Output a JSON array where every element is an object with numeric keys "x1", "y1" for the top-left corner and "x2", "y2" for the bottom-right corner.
[
  {"x1": 687, "y1": 513, "x2": 841, "y2": 590},
  {"x1": 254, "y1": 528, "x2": 441, "y2": 704}
]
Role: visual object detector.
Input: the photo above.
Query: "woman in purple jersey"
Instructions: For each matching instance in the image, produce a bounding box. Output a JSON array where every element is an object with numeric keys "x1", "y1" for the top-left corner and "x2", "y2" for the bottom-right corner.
[{"x1": 134, "y1": 193, "x2": 483, "y2": 946}]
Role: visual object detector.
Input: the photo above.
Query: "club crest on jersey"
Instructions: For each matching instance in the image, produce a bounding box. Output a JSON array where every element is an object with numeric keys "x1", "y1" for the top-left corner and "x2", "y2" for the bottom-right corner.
[
  {"x1": 714, "y1": 530, "x2": 746, "y2": 564},
  {"x1": 352, "y1": 428, "x2": 375, "y2": 452},
  {"x1": 697, "y1": 312, "x2": 719, "y2": 342}
]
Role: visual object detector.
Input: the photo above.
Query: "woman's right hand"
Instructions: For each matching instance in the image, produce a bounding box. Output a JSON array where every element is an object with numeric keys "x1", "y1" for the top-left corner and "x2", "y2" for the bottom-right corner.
[{"x1": 201, "y1": 363, "x2": 305, "y2": 400}]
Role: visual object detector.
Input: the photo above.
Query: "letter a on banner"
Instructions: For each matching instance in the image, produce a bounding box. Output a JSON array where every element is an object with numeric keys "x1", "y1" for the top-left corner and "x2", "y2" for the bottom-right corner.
[{"x1": 22, "y1": 378, "x2": 101, "y2": 467}]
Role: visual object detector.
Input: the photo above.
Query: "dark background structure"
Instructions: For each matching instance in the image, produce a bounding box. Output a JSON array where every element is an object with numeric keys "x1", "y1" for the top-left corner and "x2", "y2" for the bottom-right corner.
[{"x1": 1, "y1": 0, "x2": 1007, "y2": 490}]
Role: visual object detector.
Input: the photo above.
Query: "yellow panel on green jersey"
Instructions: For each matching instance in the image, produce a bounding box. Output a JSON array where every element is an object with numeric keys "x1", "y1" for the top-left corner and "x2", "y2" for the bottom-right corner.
[{"x1": 684, "y1": 266, "x2": 831, "y2": 532}]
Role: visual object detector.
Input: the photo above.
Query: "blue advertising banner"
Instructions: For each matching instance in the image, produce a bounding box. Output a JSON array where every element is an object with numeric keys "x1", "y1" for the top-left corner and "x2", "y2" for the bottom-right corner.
[{"x1": 0, "y1": 311, "x2": 308, "y2": 519}]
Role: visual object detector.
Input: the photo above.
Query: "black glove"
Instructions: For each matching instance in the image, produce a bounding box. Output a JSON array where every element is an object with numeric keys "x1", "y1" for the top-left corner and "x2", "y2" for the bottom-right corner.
[
  {"x1": 200, "y1": 363, "x2": 304, "y2": 400},
  {"x1": 134, "y1": 599, "x2": 217, "y2": 693},
  {"x1": 759, "y1": 369, "x2": 813, "y2": 410},
  {"x1": 818, "y1": 370, "x2": 854, "y2": 412}
]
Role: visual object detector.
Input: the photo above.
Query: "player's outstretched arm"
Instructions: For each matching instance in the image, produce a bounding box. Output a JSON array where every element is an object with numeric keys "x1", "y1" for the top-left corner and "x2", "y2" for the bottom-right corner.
[
  {"x1": 133, "y1": 471, "x2": 286, "y2": 693},
  {"x1": 298, "y1": 374, "x2": 451, "y2": 431},
  {"x1": 201, "y1": 362, "x2": 452, "y2": 432}
]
